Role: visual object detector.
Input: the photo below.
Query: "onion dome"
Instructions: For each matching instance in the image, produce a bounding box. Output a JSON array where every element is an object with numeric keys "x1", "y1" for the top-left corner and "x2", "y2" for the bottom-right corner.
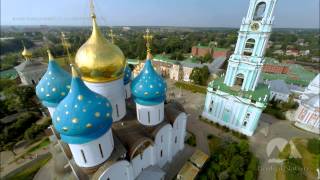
[
  {"x1": 36, "y1": 50, "x2": 71, "y2": 107},
  {"x1": 75, "y1": 12, "x2": 126, "y2": 83},
  {"x1": 131, "y1": 56, "x2": 167, "y2": 106},
  {"x1": 22, "y1": 46, "x2": 32, "y2": 60},
  {"x1": 123, "y1": 65, "x2": 132, "y2": 85},
  {"x1": 52, "y1": 65, "x2": 113, "y2": 144}
]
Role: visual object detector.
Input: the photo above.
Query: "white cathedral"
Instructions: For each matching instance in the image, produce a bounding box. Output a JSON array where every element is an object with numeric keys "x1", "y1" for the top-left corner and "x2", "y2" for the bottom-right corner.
[{"x1": 35, "y1": 3, "x2": 187, "y2": 180}]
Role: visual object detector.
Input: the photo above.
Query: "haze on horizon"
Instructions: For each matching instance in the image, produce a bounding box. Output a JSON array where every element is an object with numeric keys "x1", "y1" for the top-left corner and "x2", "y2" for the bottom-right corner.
[{"x1": 1, "y1": 0, "x2": 319, "y2": 28}]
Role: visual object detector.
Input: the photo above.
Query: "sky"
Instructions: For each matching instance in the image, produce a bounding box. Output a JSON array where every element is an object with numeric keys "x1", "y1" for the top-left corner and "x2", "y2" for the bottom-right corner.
[{"x1": 1, "y1": 0, "x2": 319, "y2": 28}]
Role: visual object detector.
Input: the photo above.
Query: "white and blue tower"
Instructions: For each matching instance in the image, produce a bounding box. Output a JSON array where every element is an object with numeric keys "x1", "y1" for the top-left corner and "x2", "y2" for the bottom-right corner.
[
  {"x1": 202, "y1": 0, "x2": 277, "y2": 136},
  {"x1": 124, "y1": 65, "x2": 132, "y2": 99},
  {"x1": 36, "y1": 50, "x2": 71, "y2": 116},
  {"x1": 52, "y1": 65, "x2": 114, "y2": 168},
  {"x1": 132, "y1": 30, "x2": 167, "y2": 126}
]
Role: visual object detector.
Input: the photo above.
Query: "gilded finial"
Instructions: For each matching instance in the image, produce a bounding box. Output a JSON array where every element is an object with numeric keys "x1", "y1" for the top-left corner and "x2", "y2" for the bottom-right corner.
[
  {"x1": 21, "y1": 45, "x2": 32, "y2": 60},
  {"x1": 143, "y1": 29, "x2": 153, "y2": 59},
  {"x1": 47, "y1": 50, "x2": 54, "y2": 61},
  {"x1": 70, "y1": 64, "x2": 79, "y2": 78},
  {"x1": 90, "y1": 0, "x2": 96, "y2": 19},
  {"x1": 108, "y1": 29, "x2": 116, "y2": 44}
]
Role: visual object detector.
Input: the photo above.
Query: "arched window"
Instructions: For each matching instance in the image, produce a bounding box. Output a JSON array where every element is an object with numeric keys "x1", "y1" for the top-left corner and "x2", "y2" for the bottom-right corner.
[
  {"x1": 244, "y1": 39, "x2": 255, "y2": 56},
  {"x1": 253, "y1": 2, "x2": 266, "y2": 21},
  {"x1": 235, "y1": 74, "x2": 244, "y2": 87}
]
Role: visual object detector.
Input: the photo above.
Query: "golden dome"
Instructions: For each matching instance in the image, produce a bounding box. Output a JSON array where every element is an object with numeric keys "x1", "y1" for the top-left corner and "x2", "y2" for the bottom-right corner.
[
  {"x1": 75, "y1": 14, "x2": 126, "y2": 83},
  {"x1": 22, "y1": 46, "x2": 32, "y2": 60}
]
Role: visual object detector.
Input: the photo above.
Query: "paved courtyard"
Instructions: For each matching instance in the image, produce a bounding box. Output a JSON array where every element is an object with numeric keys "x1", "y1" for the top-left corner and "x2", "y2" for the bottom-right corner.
[{"x1": 166, "y1": 80, "x2": 318, "y2": 180}]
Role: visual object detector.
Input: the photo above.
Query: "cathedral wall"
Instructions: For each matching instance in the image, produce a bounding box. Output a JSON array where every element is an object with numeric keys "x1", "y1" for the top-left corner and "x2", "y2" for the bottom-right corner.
[
  {"x1": 84, "y1": 78, "x2": 126, "y2": 122},
  {"x1": 68, "y1": 130, "x2": 114, "y2": 168},
  {"x1": 98, "y1": 160, "x2": 133, "y2": 180},
  {"x1": 154, "y1": 124, "x2": 172, "y2": 167},
  {"x1": 132, "y1": 146, "x2": 153, "y2": 179},
  {"x1": 171, "y1": 112, "x2": 187, "y2": 155}
]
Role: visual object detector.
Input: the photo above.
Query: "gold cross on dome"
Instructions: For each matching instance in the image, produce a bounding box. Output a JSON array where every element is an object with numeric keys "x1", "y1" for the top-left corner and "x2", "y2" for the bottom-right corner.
[
  {"x1": 108, "y1": 29, "x2": 116, "y2": 44},
  {"x1": 143, "y1": 29, "x2": 153, "y2": 53}
]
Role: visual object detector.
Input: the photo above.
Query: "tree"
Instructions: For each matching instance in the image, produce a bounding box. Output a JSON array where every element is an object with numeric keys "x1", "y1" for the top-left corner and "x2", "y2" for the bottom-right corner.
[
  {"x1": 189, "y1": 66, "x2": 210, "y2": 86},
  {"x1": 203, "y1": 52, "x2": 213, "y2": 63},
  {"x1": 170, "y1": 51, "x2": 184, "y2": 61}
]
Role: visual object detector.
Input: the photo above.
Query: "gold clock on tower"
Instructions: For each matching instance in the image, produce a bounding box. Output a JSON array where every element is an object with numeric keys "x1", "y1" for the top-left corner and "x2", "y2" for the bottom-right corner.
[{"x1": 251, "y1": 22, "x2": 260, "y2": 31}]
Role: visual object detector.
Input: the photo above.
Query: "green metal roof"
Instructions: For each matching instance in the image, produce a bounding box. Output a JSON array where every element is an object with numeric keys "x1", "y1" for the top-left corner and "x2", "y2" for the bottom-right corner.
[
  {"x1": 153, "y1": 54, "x2": 180, "y2": 64},
  {"x1": 208, "y1": 77, "x2": 269, "y2": 105}
]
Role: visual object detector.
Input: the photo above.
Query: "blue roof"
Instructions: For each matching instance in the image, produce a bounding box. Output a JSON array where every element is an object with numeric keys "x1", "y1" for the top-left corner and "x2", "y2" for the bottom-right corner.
[
  {"x1": 36, "y1": 57, "x2": 71, "y2": 107},
  {"x1": 131, "y1": 59, "x2": 166, "y2": 105},
  {"x1": 52, "y1": 68, "x2": 113, "y2": 144},
  {"x1": 123, "y1": 65, "x2": 132, "y2": 85}
]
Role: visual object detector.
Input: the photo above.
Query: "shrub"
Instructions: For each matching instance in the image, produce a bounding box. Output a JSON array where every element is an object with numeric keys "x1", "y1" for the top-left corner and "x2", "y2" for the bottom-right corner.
[
  {"x1": 307, "y1": 138, "x2": 320, "y2": 154},
  {"x1": 186, "y1": 133, "x2": 197, "y2": 147},
  {"x1": 284, "y1": 158, "x2": 306, "y2": 180}
]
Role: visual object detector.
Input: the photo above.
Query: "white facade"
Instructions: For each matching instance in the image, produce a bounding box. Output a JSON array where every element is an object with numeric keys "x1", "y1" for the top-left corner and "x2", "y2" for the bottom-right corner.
[
  {"x1": 294, "y1": 95, "x2": 320, "y2": 134},
  {"x1": 68, "y1": 130, "x2": 114, "y2": 168},
  {"x1": 124, "y1": 82, "x2": 132, "y2": 99},
  {"x1": 300, "y1": 74, "x2": 320, "y2": 101},
  {"x1": 85, "y1": 78, "x2": 126, "y2": 122},
  {"x1": 95, "y1": 111, "x2": 187, "y2": 180},
  {"x1": 136, "y1": 103, "x2": 164, "y2": 126}
]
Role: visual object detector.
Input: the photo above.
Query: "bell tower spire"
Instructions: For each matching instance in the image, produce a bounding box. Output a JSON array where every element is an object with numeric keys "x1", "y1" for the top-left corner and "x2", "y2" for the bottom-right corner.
[{"x1": 224, "y1": 0, "x2": 278, "y2": 91}]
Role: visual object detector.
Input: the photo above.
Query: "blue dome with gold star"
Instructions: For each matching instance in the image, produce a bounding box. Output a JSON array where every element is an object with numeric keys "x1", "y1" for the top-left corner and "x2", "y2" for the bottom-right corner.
[
  {"x1": 36, "y1": 51, "x2": 71, "y2": 107},
  {"x1": 123, "y1": 65, "x2": 132, "y2": 85},
  {"x1": 131, "y1": 59, "x2": 166, "y2": 106},
  {"x1": 52, "y1": 65, "x2": 113, "y2": 144}
]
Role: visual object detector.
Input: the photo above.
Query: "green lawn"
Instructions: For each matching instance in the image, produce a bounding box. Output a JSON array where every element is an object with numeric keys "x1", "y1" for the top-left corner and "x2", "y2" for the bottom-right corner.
[
  {"x1": 26, "y1": 138, "x2": 50, "y2": 154},
  {"x1": 6, "y1": 154, "x2": 52, "y2": 180},
  {"x1": 174, "y1": 81, "x2": 207, "y2": 94}
]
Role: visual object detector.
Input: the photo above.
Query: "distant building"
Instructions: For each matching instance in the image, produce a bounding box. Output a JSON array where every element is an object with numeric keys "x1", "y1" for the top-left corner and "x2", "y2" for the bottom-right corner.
[
  {"x1": 286, "y1": 49, "x2": 299, "y2": 57},
  {"x1": 299, "y1": 50, "x2": 310, "y2": 56},
  {"x1": 268, "y1": 80, "x2": 291, "y2": 102},
  {"x1": 191, "y1": 45, "x2": 213, "y2": 58},
  {"x1": 14, "y1": 47, "x2": 46, "y2": 85},
  {"x1": 262, "y1": 64, "x2": 289, "y2": 74},
  {"x1": 294, "y1": 94, "x2": 320, "y2": 134},
  {"x1": 191, "y1": 45, "x2": 231, "y2": 59}
]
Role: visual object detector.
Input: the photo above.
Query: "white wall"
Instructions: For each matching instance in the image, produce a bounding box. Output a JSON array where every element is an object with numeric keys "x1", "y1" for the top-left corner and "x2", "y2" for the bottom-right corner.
[
  {"x1": 124, "y1": 82, "x2": 131, "y2": 99},
  {"x1": 85, "y1": 78, "x2": 126, "y2": 122},
  {"x1": 131, "y1": 146, "x2": 154, "y2": 179},
  {"x1": 154, "y1": 124, "x2": 172, "y2": 167},
  {"x1": 68, "y1": 130, "x2": 114, "y2": 168},
  {"x1": 99, "y1": 160, "x2": 134, "y2": 180},
  {"x1": 136, "y1": 102, "x2": 164, "y2": 126}
]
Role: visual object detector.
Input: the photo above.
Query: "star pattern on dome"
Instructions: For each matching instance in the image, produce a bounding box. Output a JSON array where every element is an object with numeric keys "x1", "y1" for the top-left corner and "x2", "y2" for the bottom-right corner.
[
  {"x1": 123, "y1": 65, "x2": 132, "y2": 85},
  {"x1": 131, "y1": 59, "x2": 167, "y2": 106},
  {"x1": 52, "y1": 65, "x2": 113, "y2": 144},
  {"x1": 36, "y1": 50, "x2": 71, "y2": 107}
]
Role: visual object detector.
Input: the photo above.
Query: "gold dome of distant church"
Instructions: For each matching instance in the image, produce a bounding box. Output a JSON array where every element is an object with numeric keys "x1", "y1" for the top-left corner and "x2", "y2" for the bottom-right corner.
[
  {"x1": 22, "y1": 46, "x2": 32, "y2": 60},
  {"x1": 75, "y1": 12, "x2": 125, "y2": 83}
]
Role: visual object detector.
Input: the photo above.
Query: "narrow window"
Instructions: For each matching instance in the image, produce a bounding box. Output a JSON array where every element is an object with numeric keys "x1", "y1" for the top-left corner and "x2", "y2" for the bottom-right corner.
[
  {"x1": 81, "y1": 149, "x2": 87, "y2": 163},
  {"x1": 209, "y1": 108, "x2": 212, "y2": 112},
  {"x1": 99, "y1": 144, "x2": 104, "y2": 158},
  {"x1": 211, "y1": 100, "x2": 214, "y2": 105},
  {"x1": 138, "y1": 110, "x2": 141, "y2": 120},
  {"x1": 148, "y1": 111, "x2": 151, "y2": 123},
  {"x1": 160, "y1": 150, "x2": 163, "y2": 157},
  {"x1": 140, "y1": 153, "x2": 143, "y2": 160},
  {"x1": 116, "y1": 104, "x2": 119, "y2": 117},
  {"x1": 175, "y1": 136, "x2": 178, "y2": 144}
]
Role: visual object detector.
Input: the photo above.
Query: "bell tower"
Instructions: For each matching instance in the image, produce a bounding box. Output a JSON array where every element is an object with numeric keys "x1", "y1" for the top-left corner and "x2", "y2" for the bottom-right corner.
[{"x1": 224, "y1": 0, "x2": 277, "y2": 91}]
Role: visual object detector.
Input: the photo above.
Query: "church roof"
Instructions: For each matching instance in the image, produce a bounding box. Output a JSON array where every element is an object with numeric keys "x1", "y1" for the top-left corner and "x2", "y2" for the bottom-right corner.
[
  {"x1": 52, "y1": 66, "x2": 113, "y2": 144},
  {"x1": 15, "y1": 59, "x2": 46, "y2": 73},
  {"x1": 304, "y1": 94, "x2": 320, "y2": 108},
  {"x1": 268, "y1": 80, "x2": 291, "y2": 94},
  {"x1": 131, "y1": 59, "x2": 167, "y2": 106},
  {"x1": 36, "y1": 51, "x2": 71, "y2": 107}
]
